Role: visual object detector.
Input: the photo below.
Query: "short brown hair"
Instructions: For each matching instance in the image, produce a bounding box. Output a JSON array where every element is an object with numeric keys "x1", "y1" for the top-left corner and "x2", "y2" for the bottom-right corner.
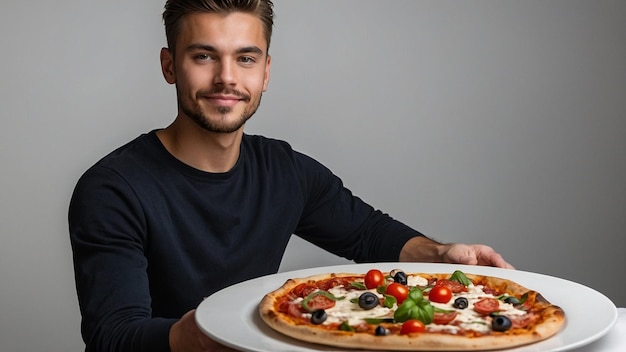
[{"x1": 163, "y1": 0, "x2": 275, "y2": 54}]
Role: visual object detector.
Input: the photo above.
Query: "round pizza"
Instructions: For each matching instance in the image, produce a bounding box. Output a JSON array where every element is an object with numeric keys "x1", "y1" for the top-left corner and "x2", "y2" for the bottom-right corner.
[{"x1": 258, "y1": 269, "x2": 565, "y2": 350}]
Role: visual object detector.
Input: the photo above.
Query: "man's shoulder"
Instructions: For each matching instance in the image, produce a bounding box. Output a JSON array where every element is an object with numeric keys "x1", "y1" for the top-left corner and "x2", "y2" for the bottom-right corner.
[
  {"x1": 242, "y1": 134, "x2": 330, "y2": 174},
  {"x1": 243, "y1": 133, "x2": 292, "y2": 150},
  {"x1": 79, "y1": 130, "x2": 162, "y2": 181}
]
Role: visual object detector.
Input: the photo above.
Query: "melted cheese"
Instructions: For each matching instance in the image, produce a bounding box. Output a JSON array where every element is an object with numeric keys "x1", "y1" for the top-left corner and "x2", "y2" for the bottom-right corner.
[
  {"x1": 428, "y1": 284, "x2": 527, "y2": 333},
  {"x1": 294, "y1": 275, "x2": 528, "y2": 334}
]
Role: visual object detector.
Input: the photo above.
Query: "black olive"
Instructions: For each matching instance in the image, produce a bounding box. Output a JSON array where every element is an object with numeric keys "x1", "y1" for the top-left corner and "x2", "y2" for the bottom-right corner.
[
  {"x1": 504, "y1": 296, "x2": 521, "y2": 305},
  {"x1": 492, "y1": 315, "x2": 512, "y2": 332},
  {"x1": 358, "y1": 292, "x2": 380, "y2": 310},
  {"x1": 453, "y1": 297, "x2": 469, "y2": 309},
  {"x1": 375, "y1": 325, "x2": 388, "y2": 336},
  {"x1": 310, "y1": 309, "x2": 327, "y2": 325},
  {"x1": 393, "y1": 271, "x2": 408, "y2": 285}
]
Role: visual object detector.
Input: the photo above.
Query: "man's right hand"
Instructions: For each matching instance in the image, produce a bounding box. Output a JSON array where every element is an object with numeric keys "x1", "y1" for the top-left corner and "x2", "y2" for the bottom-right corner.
[{"x1": 169, "y1": 309, "x2": 238, "y2": 352}]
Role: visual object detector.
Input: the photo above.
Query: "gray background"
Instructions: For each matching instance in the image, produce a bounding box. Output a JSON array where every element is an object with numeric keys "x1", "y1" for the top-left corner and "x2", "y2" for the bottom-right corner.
[{"x1": 1, "y1": 1, "x2": 624, "y2": 351}]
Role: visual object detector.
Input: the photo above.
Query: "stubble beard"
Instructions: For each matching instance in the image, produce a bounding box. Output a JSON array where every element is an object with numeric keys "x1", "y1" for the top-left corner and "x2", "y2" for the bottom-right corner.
[{"x1": 178, "y1": 87, "x2": 262, "y2": 134}]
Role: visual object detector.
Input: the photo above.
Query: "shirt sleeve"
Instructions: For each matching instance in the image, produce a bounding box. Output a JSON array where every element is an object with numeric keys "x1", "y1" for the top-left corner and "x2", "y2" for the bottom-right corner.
[
  {"x1": 292, "y1": 151, "x2": 424, "y2": 262},
  {"x1": 69, "y1": 165, "x2": 175, "y2": 352}
]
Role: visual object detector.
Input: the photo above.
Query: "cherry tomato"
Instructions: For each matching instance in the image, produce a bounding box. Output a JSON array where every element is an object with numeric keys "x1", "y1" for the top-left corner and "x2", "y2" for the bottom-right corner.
[
  {"x1": 428, "y1": 285, "x2": 453, "y2": 303},
  {"x1": 434, "y1": 279, "x2": 468, "y2": 293},
  {"x1": 385, "y1": 283, "x2": 409, "y2": 304},
  {"x1": 433, "y1": 311, "x2": 458, "y2": 325},
  {"x1": 364, "y1": 269, "x2": 385, "y2": 289},
  {"x1": 473, "y1": 297, "x2": 500, "y2": 315},
  {"x1": 400, "y1": 319, "x2": 426, "y2": 334}
]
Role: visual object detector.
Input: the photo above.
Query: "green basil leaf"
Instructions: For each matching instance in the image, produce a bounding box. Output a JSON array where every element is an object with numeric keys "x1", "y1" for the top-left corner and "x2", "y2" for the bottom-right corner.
[
  {"x1": 301, "y1": 291, "x2": 344, "y2": 312},
  {"x1": 415, "y1": 301, "x2": 434, "y2": 325},
  {"x1": 364, "y1": 318, "x2": 394, "y2": 324},
  {"x1": 393, "y1": 299, "x2": 417, "y2": 322},
  {"x1": 383, "y1": 294, "x2": 397, "y2": 308},
  {"x1": 408, "y1": 287, "x2": 424, "y2": 303},
  {"x1": 338, "y1": 321, "x2": 355, "y2": 332},
  {"x1": 450, "y1": 270, "x2": 472, "y2": 286},
  {"x1": 350, "y1": 281, "x2": 366, "y2": 290},
  {"x1": 434, "y1": 306, "x2": 456, "y2": 313}
]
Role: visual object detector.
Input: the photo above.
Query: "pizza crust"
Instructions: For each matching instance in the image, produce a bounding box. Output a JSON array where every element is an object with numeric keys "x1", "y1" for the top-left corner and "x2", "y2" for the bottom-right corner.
[{"x1": 258, "y1": 272, "x2": 565, "y2": 351}]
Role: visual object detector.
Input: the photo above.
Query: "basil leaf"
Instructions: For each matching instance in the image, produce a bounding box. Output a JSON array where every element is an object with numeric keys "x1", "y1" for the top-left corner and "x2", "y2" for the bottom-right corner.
[
  {"x1": 408, "y1": 287, "x2": 424, "y2": 303},
  {"x1": 393, "y1": 299, "x2": 417, "y2": 322},
  {"x1": 450, "y1": 270, "x2": 472, "y2": 286},
  {"x1": 519, "y1": 292, "x2": 528, "y2": 304},
  {"x1": 394, "y1": 293, "x2": 435, "y2": 324},
  {"x1": 415, "y1": 301, "x2": 434, "y2": 325},
  {"x1": 338, "y1": 321, "x2": 355, "y2": 332},
  {"x1": 383, "y1": 294, "x2": 397, "y2": 308},
  {"x1": 350, "y1": 281, "x2": 366, "y2": 290},
  {"x1": 434, "y1": 306, "x2": 456, "y2": 313},
  {"x1": 301, "y1": 291, "x2": 344, "y2": 312},
  {"x1": 364, "y1": 318, "x2": 394, "y2": 324}
]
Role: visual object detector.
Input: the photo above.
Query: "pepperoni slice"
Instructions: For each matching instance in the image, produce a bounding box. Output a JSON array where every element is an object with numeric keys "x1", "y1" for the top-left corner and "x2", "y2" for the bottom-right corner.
[
  {"x1": 278, "y1": 301, "x2": 306, "y2": 317},
  {"x1": 508, "y1": 312, "x2": 539, "y2": 328},
  {"x1": 435, "y1": 279, "x2": 468, "y2": 293},
  {"x1": 473, "y1": 298, "x2": 500, "y2": 315},
  {"x1": 303, "y1": 293, "x2": 336, "y2": 311},
  {"x1": 292, "y1": 283, "x2": 318, "y2": 298},
  {"x1": 433, "y1": 311, "x2": 458, "y2": 325},
  {"x1": 318, "y1": 277, "x2": 352, "y2": 291}
]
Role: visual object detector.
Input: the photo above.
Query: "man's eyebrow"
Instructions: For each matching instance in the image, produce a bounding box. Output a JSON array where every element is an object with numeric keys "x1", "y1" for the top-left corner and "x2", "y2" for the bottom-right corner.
[{"x1": 186, "y1": 44, "x2": 264, "y2": 55}]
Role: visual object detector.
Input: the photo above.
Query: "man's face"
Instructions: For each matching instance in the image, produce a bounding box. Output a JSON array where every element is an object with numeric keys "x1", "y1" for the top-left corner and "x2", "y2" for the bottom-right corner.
[{"x1": 162, "y1": 12, "x2": 271, "y2": 133}]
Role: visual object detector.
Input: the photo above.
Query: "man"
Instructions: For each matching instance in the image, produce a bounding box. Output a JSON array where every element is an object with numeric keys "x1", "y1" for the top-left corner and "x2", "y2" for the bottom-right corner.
[{"x1": 69, "y1": 1, "x2": 513, "y2": 351}]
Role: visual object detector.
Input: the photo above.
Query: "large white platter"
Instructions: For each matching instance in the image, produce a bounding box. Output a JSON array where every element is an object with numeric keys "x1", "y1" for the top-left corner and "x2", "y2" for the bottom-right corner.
[{"x1": 196, "y1": 263, "x2": 617, "y2": 351}]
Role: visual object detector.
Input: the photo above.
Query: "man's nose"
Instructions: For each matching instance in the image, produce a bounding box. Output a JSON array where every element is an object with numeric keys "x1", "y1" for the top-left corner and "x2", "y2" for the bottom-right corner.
[{"x1": 214, "y1": 60, "x2": 236, "y2": 86}]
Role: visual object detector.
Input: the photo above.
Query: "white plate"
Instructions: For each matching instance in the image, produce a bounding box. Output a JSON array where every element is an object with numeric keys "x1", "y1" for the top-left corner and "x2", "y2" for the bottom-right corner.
[{"x1": 196, "y1": 263, "x2": 617, "y2": 351}]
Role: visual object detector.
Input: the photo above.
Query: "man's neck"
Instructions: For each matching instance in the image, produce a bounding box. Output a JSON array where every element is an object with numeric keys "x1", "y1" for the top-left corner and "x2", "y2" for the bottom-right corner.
[{"x1": 156, "y1": 117, "x2": 243, "y2": 173}]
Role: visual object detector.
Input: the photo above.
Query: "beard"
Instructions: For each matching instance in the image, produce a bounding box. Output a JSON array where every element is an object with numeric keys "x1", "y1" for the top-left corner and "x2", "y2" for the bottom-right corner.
[{"x1": 178, "y1": 86, "x2": 262, "y2": 134}]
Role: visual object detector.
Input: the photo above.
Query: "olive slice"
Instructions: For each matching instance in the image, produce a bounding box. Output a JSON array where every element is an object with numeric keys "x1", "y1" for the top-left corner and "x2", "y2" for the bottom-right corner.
[
  {"x1": 393, "y1": 271, "x2": 408, "y2": 285},
  {"x1": 358, "y1": 292, "x2": 380, "y2": 310},
  {"x1": 492, "y1": 315, "x2": 512, "y2": 331},
  {"x1": 310, "y1": 309, "x2": 327, "y2": 325},
  {"x1": 453, "y1": 297, "x2": 469, "y2": 309}
]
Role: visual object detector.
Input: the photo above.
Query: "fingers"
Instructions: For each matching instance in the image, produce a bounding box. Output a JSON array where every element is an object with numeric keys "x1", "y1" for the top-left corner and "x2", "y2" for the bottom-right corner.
[
  {"x1": 445, "y1": 244, "x2": 514, "y2": 269},
  {"x1": 476, "y1": 246, "x2": 515, "y2": 269}
]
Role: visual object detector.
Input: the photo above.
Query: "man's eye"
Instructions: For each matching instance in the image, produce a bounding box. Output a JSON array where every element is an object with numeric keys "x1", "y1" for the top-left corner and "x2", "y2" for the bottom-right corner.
[
  {"x1": 195, "y1": 54, "x2": 212, "y2": 61},
  {"x1": 239, "y1": 56, "x2": 256, "y2": 64}
]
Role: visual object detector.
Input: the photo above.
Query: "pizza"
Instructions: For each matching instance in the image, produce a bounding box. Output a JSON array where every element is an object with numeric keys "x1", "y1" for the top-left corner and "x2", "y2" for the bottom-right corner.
[{"x1": 258, "y1": 268, "x2": 565, "y2": 350}]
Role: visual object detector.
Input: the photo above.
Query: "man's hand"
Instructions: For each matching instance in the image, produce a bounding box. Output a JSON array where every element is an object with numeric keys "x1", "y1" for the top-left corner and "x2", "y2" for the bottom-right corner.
[
  {"x1": 169, "y1": 309, "x2": 238, "y2": 352},
  {"x1": 440, "y1": 243, "x2": 514, "y2": 269},
  {"x1": 399, "y1": 236, "x2": 514, "y2": 269}
]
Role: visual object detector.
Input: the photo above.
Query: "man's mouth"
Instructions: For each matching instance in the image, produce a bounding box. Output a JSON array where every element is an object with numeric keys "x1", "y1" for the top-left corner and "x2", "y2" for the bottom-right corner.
[
  {"x1": 199, "y1": 88, "x2": 250, "y2": 107},
  {"x1": 205, "y1": 95, "x2": 242, "y2": 107}
]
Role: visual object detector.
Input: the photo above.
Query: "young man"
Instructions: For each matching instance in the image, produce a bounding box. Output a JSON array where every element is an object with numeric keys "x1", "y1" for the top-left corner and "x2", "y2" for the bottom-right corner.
[{"x1": 69, "y1": 1, "x2": 513, "y2": 351}]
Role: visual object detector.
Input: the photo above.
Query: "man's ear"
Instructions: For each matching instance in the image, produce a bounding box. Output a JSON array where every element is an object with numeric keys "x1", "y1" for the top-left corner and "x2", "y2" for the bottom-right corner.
[
  {"x1": 262, "y1": 54, "x2": 271, "y2": 92},
  {"x1": 160, "y1": 47, "x2": 176, "y2": 84}
]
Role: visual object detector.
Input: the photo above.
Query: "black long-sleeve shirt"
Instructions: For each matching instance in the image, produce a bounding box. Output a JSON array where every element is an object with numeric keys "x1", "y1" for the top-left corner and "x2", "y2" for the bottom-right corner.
[{"x1": 69, "y1": 130, "x2": 422, "y2": 351}]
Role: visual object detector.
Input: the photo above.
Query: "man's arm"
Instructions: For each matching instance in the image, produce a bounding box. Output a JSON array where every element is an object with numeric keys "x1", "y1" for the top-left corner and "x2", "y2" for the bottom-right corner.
[
  {"x1": 69, "y1": 166, "x2": 175, "y2": 351},
  {"x1": 399, "y1": 236, "x2": 514, "y2": 269},
  {"x1": 169, "y1": 310, "x2": 237, "y2": 352}
]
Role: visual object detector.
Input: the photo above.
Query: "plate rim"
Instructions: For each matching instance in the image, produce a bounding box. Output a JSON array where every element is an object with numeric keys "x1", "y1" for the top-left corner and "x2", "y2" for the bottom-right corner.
[{"x1": 196, "y1": 262, "x2": 617, "y2": 352}]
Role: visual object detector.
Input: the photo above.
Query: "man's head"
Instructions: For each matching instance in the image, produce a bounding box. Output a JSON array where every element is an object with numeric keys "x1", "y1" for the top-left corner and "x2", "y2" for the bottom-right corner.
[
  {"x1": 163, "y1": 0, "x2": 274, "y2": 57},
  {"x1": 160, "y1": 0, "x2": 274, "y2": 134}
]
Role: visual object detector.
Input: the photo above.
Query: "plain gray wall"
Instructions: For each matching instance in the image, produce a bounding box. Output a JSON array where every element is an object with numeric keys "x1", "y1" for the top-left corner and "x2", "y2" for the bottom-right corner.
[{"x1": 1, "y1": 1, "x2": 624, "y2": 351}]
